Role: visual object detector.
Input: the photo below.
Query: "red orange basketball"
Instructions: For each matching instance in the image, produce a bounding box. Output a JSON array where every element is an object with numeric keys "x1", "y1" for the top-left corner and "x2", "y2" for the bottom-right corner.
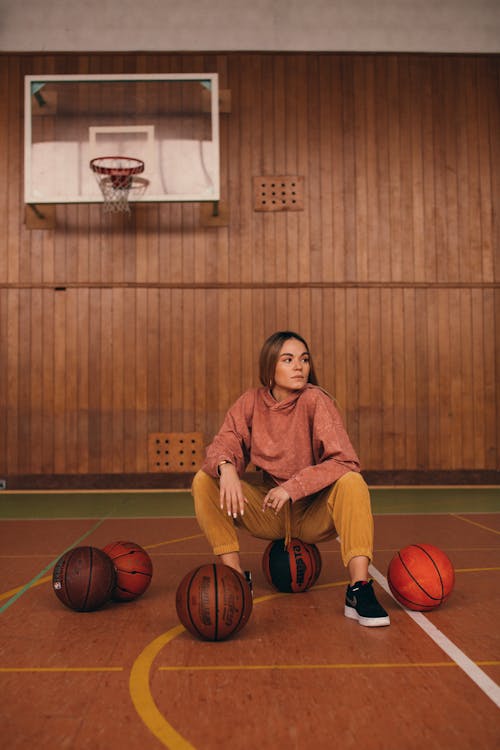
[
  {"x1": 387, "y1": 543, "x2": 455, "y2": 611},
  {"x1": 102, "y1": 540, "x2": 153, "y2": 601},
  {"x1": 52, "y1": 546, "x2": 116, "y2": 612},
  {"x1": 262, "y1": 538, "x2": 322, "y2": 593},
  {"x1": 175, "y1": 563, "x2": 253, "y2": 641}
]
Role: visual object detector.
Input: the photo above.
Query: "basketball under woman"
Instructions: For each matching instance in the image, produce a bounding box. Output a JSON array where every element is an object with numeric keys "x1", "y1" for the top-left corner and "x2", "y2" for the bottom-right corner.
[{"x1": 192, "y1": 330, "x2": 390, "y2": 627}]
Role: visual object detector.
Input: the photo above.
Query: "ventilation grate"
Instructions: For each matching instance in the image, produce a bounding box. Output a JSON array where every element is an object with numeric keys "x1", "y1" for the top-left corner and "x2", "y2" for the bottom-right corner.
[
  {"x1": 253, "y1": 175, "x2": 304, "y2": 212},
  {"x1": 148, "y1": 432, "x2": 205, "y2": 473}
]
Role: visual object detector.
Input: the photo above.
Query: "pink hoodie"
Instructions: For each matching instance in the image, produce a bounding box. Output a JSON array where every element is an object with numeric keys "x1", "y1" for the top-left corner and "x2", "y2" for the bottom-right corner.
[{"x1": 202, "y1": 384, "x2": 360, "y2": 501}]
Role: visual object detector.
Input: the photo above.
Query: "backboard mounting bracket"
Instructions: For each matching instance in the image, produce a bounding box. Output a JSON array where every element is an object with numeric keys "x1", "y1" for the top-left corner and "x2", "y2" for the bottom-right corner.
[
  {"x1": 25, "y1": 203, "x2": 56, "y2": 230},
  {"x1": 200, "y1": 199, "x2": 229, "y2": 227}
]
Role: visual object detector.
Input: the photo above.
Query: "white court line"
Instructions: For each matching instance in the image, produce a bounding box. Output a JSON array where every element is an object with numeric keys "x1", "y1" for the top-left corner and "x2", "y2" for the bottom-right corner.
[{"x1": 369, "y1": 564, "x2": 500, "y2": 709}]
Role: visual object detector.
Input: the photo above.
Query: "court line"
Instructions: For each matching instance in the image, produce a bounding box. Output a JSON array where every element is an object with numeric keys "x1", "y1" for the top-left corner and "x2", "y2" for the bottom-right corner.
[
  {"x1": 369, "y1": 564, "x2": 500, "y2": 709},
  {"x1": 129, "y1": 624, "x2": 196, "y2": 750},
  {"x1": 452, "y1": 514, "x2": 500, "y2": 535},
  {"x1": 0, "y1": 515, "x2": 197, "y2": 521},
  {"x1": 455, "y1": 566, "x2": 500, "y2": 573},
  {"x1": 0, "y1": 489, "x2": 190, "y2": 495},
  {"x1": 0, "y1": 666, "x2": 123, "y2": 673},
  {"x1": 158, "y1": 660, "x2": 500, "y2": 672},
  {"x1": 0, "y1": 575, "x2": 52, "y2": 603},
  {"x1": 4, "y1": 661, "x2": 498, "y2": 675},
  {"x1": 0, "y1": 517, "x2": 109, "y2": 614},
  {"x1": 373, "y1": 511, "x2": 500, "y2": 517},
  {"x1": 144, "y1": 534, "x2": 204, "y2": 550}
]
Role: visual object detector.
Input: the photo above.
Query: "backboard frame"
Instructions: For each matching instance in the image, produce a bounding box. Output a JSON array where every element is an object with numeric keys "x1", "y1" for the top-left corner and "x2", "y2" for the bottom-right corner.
[{"x1": 24, "y1": 73, "x2": 220, "y2": 206}]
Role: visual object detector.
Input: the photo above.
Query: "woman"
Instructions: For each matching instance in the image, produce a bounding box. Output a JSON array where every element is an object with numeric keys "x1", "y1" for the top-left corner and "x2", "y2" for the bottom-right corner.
[{"x1": 192, "y1": 331, "x2": 390, "y2": 627}]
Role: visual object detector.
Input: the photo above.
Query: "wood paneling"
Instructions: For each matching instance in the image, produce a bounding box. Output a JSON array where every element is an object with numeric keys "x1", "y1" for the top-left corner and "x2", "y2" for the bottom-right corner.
[{"x1": 0, "y1": 52, "x2": 498, "y2": 479}]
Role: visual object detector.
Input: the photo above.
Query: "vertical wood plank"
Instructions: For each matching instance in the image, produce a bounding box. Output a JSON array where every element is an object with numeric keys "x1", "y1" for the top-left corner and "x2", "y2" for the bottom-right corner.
[
  {"x1": 380, "y1": 287, "x2": 395, "y2": 469},
  {"x1": 77, "y1": 288, "x2": 90, "y2": 473},
  {"x1": 64, "y1": 289, "x2": 79, "y2": 472}
]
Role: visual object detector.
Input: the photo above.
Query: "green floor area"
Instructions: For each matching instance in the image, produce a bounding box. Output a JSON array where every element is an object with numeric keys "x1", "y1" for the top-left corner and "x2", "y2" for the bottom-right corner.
[{"x1": 0, "y1": 487, "x2": 498, "y2": 519}]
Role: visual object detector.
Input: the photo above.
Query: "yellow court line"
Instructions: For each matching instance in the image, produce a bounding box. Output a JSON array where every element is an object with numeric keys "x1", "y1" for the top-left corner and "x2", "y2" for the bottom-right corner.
[
  {"x1": 455, "y1": 567, "x2": 500, "y2": 573},
  {"x1": 0, "y1": 575, "x2": 52, "y2": 602},
  {"x1": 3, "y1": 661, "x2": 498, "y2": 675},
  {"x1": 158, "y1": 660, "x2": 500, "y2": 672},
  {"x1": 387, "y1": 547, "x2": 500, "y2": 554},
  {"x1": 370, "y1": 485, "x2": 500, "y2": 489},
  {"x1": 0, "y1": 666, "x2": 123, "y2": 673},
  {"x1": 0, "y1": 534, "x2": 205, "y2": 562},
  {"x1": 0, "y1": 488, "x2": 190, "y2": 494},
  {"x1": 144, "y1": 534, "x2": 204, "y2": 550},
  {"x1": 452, "y1": 514, "x2": 500, "y2": 535},
  {"x1": 130, "y1": 625, "x2": 196, "y2": 750}
]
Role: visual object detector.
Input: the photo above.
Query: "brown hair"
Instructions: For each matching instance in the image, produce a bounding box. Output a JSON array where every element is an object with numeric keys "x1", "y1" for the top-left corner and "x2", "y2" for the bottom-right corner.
[{"x1": 258, "y1": 331, "x2": 319, "y2": 388}]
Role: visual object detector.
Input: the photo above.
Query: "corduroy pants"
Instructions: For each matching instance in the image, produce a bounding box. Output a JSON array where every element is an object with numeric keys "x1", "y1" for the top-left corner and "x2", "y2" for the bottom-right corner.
[{"x1": 191, "y1": 469, "x2": 374, "y2": 567}]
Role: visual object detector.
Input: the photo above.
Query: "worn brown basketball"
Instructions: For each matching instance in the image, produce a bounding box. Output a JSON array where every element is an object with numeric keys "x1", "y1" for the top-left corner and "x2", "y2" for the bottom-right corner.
[
  {"x1": 102, "y1": 540, "x2": 153, "y2": 601},
  {"x1": 262, "y1": 538, "x2": 322, "y2": 593},
  {"x1": 175, "y1": 563, "x2": 253, "y2": 641},
  {"x1": 52, "y1": 546, "x2": 116, "y2": 612}
]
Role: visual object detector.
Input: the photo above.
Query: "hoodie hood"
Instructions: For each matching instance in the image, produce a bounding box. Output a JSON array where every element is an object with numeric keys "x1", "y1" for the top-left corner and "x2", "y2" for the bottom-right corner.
[{"x1": 260, "y1": 384, "x2": 314, "y2": 412}]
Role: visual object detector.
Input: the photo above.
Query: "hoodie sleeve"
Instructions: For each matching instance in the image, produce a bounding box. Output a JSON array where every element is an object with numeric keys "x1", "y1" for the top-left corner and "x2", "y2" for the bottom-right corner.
[
  {"x1": 201, "y1": 390, "x2": 255, "y2": 478},
  {"x1": 280, "y1": 390, "x2": 360, "y2": 500}
]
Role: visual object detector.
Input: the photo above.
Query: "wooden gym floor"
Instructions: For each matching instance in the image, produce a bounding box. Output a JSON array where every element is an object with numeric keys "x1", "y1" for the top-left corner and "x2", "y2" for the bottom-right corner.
[{"x1": 0, "y1": 488, "x2": 499, "y2": 749}]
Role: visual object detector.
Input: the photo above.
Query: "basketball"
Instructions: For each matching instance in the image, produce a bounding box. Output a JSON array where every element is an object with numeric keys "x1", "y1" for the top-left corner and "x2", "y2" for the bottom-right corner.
[
  {"x1": 262, "y1": 538, "x2": 322, "y2": 593},
  {"x1": 52, "y1": 546, "x2": 116, "y2": 612},
  {"x1": 102, "y1": 540, "x2": 153, "y2": 601},
  {"x1": 175, "y1": 563, "x2": 253, "y2": 641},
  {"x1": 387, "y1": 543, "x2": 455, "y2": 611}
]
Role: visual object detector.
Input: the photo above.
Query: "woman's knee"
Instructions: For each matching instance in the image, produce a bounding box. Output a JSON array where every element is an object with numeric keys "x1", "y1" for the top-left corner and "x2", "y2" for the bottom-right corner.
[
  {"x1": 336, "y1": 471, "x2": 369, "y2": 494},
  {"x1": 334, "y1": 471, "x2": 370, "y2": 498},
  {"x1": 192, "y1": 469, "x2": 216, "y2": 493},
  {"x1": 327, "y1": 471, "x2": 371, "y2": 515},
  {"x1": 191, "y1": 470, "x2": 220, "y2": 511}
]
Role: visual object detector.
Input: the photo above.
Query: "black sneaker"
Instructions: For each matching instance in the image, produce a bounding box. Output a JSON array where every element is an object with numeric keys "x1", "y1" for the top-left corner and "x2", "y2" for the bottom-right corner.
[
  {"x1": 244, "y1": 570, "x2": 253, "y2": 597},
  {"x1": 344, "y1": 580, "x2": 390, "y2": 627}
]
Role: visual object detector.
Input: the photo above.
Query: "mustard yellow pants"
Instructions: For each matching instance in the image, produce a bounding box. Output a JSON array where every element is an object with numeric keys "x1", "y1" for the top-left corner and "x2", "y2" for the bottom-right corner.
[{"x1": 191, "y1": 469, "x2": 374, "y2": 567}]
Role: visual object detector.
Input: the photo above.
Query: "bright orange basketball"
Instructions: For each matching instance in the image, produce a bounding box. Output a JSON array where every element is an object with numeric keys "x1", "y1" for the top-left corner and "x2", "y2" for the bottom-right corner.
[
  {"x1": 102, "y1": 541, "x2": 153, "y2": 601},
  {"x1": 387, "y1": 543, "x2": 455, "y2": 611}
]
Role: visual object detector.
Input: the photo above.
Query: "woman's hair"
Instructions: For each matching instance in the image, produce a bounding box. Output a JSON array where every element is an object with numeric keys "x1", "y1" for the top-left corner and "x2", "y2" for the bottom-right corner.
[{"x1": 259, "y1": 331, "x2": 319, "y2": 388}]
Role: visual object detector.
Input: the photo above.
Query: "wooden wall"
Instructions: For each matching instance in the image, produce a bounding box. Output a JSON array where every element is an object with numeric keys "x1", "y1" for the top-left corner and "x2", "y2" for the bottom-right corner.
[{"x1": 0, "y1": 52, "x2": 499, "y2": 482}]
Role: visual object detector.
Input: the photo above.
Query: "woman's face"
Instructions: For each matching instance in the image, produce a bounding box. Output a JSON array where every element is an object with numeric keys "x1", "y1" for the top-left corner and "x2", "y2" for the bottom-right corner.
[{"x1": 272, "y1": 338, "x2": 311, "y2": 401}]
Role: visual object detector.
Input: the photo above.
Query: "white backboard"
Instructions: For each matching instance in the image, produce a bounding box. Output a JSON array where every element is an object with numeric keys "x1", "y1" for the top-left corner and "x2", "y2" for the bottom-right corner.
[{"x1": 25, "y1": 73, "x2": 220, "y2": 205}]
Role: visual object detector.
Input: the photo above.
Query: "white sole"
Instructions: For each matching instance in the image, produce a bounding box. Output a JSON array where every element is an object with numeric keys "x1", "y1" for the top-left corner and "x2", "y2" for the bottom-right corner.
[{"x1": 344, "y1": 605, "x2": 391, "y2": 627}]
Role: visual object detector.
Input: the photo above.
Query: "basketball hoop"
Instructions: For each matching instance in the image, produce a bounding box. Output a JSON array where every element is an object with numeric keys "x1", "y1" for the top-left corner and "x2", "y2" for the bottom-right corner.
[{"x1": 90, "y1": 156, "x2": 148, "y2": 213}]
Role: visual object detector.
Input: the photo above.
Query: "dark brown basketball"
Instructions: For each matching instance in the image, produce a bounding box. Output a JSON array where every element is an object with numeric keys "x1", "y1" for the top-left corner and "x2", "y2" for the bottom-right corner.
[
  {"x1": 52, "y1": 546, "x2": 116, "y2": 612},
  {"x1": 175, "y1": 563, "x2": 253, "y2": 641},
  {"x1": 262, "y1": 538, "x2": 322, "y2": 593},
  {"x1": 102, "y1": 540, "x2": 153, "y2": 601}
]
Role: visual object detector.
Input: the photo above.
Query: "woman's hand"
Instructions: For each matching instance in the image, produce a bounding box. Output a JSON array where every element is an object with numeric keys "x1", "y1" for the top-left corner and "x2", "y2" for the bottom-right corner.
[
  {"x1": 219, "y1": 463, "x2": 248, "y2": 518},
  {"x1": 262, "y1": 486, "x2": 290, "y2": 514}
]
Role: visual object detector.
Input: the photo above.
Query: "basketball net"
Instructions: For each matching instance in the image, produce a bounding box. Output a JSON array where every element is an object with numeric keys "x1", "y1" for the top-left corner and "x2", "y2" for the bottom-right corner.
[
  {"x1": 90, "y1": 157, "x2": 148, "y2": 214},
  {"x1": 98, "y1": 175, "x2": 134, "y2": 213}
]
